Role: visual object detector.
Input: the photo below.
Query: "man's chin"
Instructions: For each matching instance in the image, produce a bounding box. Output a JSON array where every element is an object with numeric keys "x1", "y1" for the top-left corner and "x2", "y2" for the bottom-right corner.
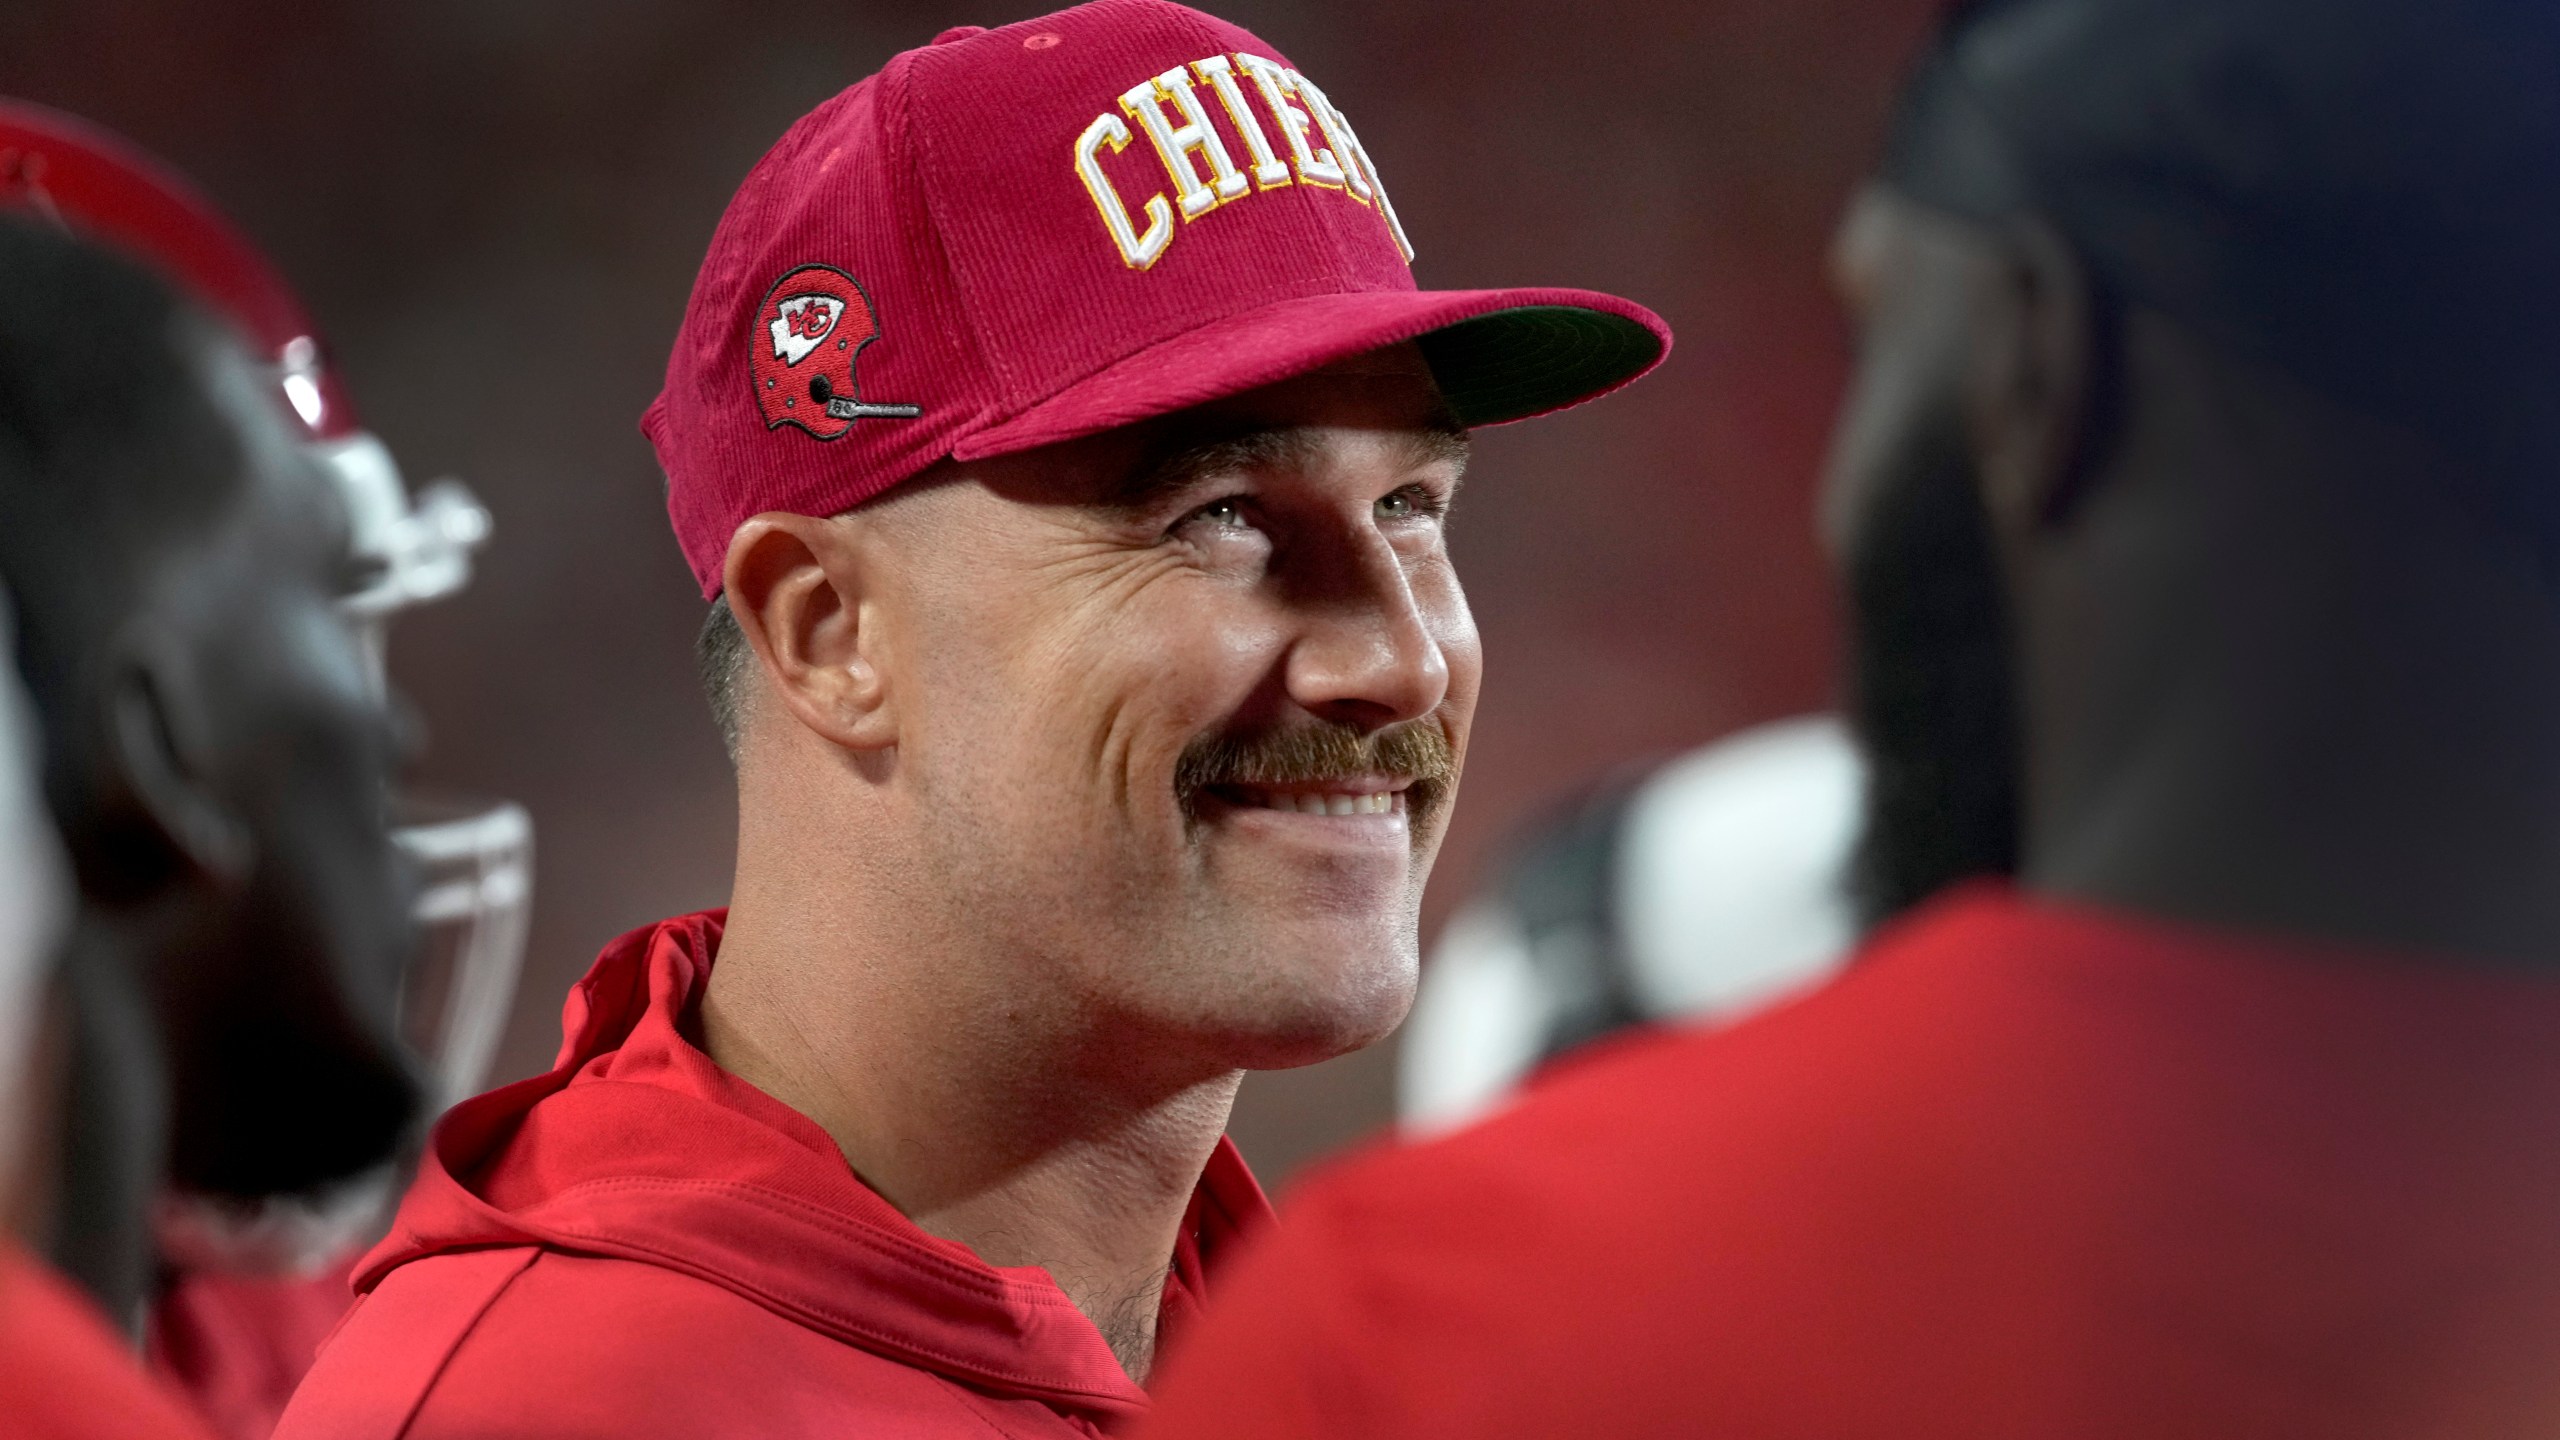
[{"x1": 1195, "y1": 929, "x2": 1419, "y2": 1071}]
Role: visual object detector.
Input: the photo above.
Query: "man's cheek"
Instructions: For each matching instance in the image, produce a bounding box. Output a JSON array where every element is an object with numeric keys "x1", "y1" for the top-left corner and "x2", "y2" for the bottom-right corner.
[{"x1": 1010, "y1": 656, "x2": 1187, "y2": 821}]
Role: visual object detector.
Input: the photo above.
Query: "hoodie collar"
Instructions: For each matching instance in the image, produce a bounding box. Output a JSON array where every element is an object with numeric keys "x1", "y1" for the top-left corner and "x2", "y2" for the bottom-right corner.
[{"x1": 360, "y1": 911, "x2": 1272, "y2": 1426}]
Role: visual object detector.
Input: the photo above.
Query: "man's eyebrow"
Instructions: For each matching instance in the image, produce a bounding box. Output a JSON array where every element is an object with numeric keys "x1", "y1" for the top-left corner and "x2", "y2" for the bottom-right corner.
[
  {"x1": 1108, "y1": 421, "x2": 1471, "y2": 509},
  {"x1": 1405, "y1": 425, "x2": 1472, "y2": 483}
]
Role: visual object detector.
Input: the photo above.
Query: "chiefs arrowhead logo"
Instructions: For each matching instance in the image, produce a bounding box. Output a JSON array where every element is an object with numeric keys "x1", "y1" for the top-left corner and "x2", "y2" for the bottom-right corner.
[
  {"x1": 749, "y1": 264, "x2": 921, "y2": 440},
  {"x1": 769, "y1": 294, "x2": 841, "y2": 364}
]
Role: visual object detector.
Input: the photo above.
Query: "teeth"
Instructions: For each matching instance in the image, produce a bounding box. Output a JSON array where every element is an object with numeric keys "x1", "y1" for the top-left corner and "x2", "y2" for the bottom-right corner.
[{"x1": 1251, "y1": 790, "x2": 1399, "y2": 814}]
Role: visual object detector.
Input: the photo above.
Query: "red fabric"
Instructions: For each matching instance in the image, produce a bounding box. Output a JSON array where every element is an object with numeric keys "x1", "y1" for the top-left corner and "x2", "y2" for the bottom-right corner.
[
  {"x1": 641, "y1": 0, "x2": 1668, "y2": 598},
  {"x1": 147, "y1": 1263, "x2": 356, "y2": 1440},
  {"x1": 0, "y1": 1242, "x2": 218, "y2": 1440},
  {"x1": 1144, "y1": 884, "x2": 2560, "y2": 1439},
  {"x1": 272, "y1": 910, "x2": 1271, "y2": 1440}
]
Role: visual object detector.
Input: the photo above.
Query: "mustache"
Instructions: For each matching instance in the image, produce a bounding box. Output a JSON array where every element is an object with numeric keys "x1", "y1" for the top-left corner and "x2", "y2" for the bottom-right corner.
[{"x1": 1175, "y1": 719, "x2": 1458, "y2": 819}]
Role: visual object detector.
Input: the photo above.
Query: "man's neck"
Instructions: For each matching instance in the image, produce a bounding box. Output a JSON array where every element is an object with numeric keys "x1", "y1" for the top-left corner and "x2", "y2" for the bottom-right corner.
[
  {"x1": 38, "y1": 936, "x2": 164, "y2": 1331},
  {"x1": 2017, "y1": 325, "x2": 2560, "y2": 966},
  {"x1": 701, "y1": 877, "x2": 1239, "y2": 1383}
]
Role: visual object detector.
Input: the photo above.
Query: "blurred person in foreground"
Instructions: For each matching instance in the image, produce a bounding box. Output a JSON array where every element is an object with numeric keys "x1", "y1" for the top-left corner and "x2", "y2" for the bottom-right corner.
[
  {"x1": 1399, "y1": 715, "x2": 1861, "y2": 1136},
  {"x1": 0, "y1": 592, "x2": 111, "y2": 1432},
  {"x1": 276, "y1": 2, "x2": 1665, "y2": 1436},
  {"x1": 0, "y1": 219, "x2": 422, "y2": 1435},
  {"x1": 0, "y1": 101, "x2": 523, "y2": 1440},
  {"x1": 1143, "y1": 0, "x2": 2560, "y2": 1434}
]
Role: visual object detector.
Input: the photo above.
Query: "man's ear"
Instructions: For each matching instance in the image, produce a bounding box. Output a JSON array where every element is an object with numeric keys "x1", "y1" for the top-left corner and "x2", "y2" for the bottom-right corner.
[
  {"x1": 101, "y1": 632, "x2": 255, "y2": 891},
  {"x1": 721, "y1": 513, "x2": 897, "y2": 756},
  {"x1": 1962, "y1": 216, "x2": 2096, "y2": 541}
]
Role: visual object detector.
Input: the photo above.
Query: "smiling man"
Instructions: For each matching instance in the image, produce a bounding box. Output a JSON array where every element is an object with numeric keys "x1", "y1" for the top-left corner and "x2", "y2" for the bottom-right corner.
[{"x1": 274, "y1": 3, "x2": 1664, "y2": 1437}]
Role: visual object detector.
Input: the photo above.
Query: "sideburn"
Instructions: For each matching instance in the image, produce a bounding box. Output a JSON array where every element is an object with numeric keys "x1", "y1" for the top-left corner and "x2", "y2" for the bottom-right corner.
[{"x1": 1842, "y1": 399, "x2": 2025, "y2": 930}]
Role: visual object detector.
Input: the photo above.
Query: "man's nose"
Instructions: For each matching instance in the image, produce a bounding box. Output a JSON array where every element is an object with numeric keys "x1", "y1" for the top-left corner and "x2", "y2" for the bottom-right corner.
[{"x1": 1282, "y1": 531, "x2": 1451, "y2": 732}]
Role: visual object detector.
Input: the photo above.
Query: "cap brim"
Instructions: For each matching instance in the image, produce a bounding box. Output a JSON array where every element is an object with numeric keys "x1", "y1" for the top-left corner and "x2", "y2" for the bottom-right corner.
[{"x1": 953, "y1": 286, "x2": 1668, "y2": 461}]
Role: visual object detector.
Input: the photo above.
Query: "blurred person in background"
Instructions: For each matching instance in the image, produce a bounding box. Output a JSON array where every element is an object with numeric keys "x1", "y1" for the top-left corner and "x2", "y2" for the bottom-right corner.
[
  {"x1": 276, "y1": 2, "x2": 1665, "y2": 1436},
  {"x1": 1144, "y1": 0, "x2": 2560, "y2": 1434},
  {"x1": 0, "y1": 217, "x2": 420, "y2": 1435},
  {"x1": 0, "y1": 102, "x2": 527, "y2": 1440},
  {"x1": 1399, "y1": 715, "x2": 1860, "y2": 1135}
]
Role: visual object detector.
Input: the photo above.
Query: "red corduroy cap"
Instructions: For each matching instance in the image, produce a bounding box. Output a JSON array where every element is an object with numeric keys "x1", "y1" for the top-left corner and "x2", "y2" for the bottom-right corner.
[{"x1": 644, "y1": 0, "x2": 1672, "y2": 598}]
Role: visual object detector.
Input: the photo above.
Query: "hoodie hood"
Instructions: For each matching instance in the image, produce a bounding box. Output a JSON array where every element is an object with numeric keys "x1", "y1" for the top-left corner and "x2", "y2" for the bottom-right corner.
[{"x1": 357, "y1": 911, "x2": 1271, "y2": 1428}]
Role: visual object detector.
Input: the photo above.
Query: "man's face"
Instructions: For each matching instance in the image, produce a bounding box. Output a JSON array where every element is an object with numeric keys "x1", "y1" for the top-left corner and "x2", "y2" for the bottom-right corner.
[
  {"x1": 154, "y1": 334, "x2": 420, "y2": 1203},
  {"x1": 1820, "y1": 187, "x2": 2023, "y2": 927},
  {"x1": 867, "y1": 345, "x2": 1478, "y2": 1073}
]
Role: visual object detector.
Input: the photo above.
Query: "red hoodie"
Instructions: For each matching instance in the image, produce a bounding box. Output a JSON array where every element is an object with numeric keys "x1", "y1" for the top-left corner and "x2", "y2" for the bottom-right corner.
[{"x1": 273, "y1": 912, "x2": 1270, "y2": 1440}]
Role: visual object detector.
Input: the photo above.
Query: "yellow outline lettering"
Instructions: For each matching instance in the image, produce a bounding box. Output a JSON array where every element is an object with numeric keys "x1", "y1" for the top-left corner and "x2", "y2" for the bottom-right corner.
[
  {"x1": 1234, "y1": 52, "x2": 1346, "y2": 191},
  {"x1": 1290, "y1": 71, "x2": 1414, "y2": 261},
  {"x1": 1195, "y1": 55, "x2": 1290, "y2": 190},
  {"x1": 1074, "y1": 112, "x2": 1173, "y2": 269},
  {"x1": 1120, "y1": 67, "x2": 1249, "y2": 222}
]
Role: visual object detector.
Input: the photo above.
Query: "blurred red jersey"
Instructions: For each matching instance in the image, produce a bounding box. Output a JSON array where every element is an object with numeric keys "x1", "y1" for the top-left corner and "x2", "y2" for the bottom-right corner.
[
  {"x1": 147, "y1": 1263, "x2": 355, "y2": 1440},
  {"x1": 272, "y1": 911, "x2": 1270, "y2": 1440},
  {"x1": 1145, "y1": 885, "x2": 2560, "y2": 1439},
  {"x1": 0, "y1": 1241, "x2": 217, "y2": 1440}
]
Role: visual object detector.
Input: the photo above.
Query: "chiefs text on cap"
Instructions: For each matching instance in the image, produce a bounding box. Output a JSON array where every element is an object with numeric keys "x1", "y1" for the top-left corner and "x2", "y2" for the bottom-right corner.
[{"x1": 643, "y1": 0, "x2": 1671, "y2": 598}]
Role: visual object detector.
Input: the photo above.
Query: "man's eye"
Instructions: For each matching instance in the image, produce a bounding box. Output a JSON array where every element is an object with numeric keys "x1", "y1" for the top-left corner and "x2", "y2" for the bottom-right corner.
[
  {"x1": 1377, "y1": 486, "x2": 1442, "y2": 522},
  {"x1": 1188, "y1": 497, "x2": 1251, "y2": 530}
]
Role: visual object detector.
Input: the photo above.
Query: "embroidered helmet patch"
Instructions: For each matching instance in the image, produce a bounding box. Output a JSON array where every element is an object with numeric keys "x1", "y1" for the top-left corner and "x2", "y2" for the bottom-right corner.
[{"x1": 749, "y1": 264, "x2": 920, "y2": 439}]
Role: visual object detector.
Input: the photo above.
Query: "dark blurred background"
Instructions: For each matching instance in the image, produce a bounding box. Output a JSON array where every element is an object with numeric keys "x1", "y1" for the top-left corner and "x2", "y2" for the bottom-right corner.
[{"x1": 0, "y1": 0, "x2": 1937, "y2": 1186}]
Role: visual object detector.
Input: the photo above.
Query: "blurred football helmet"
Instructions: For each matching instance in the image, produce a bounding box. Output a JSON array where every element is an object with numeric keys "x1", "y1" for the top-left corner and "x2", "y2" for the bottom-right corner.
[
  {"x1": 0, "y1": 100, "x2": 530, "y2": 1115},
  {"x1": 1400, "y1": 715, "x2": 1864, "y2": 1135}
]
